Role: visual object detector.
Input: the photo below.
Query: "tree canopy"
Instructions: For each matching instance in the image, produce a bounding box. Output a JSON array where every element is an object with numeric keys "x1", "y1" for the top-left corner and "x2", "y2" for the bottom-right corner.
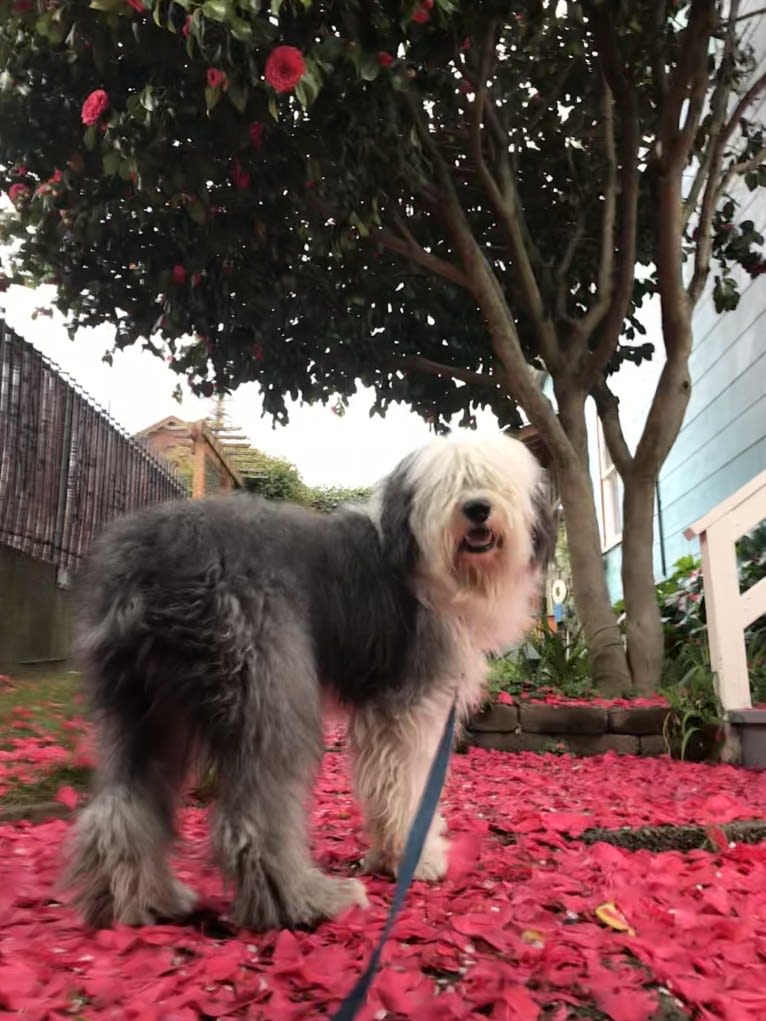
[{"x1": 3, "y1": 0, "x2": 761, "y2": 432}]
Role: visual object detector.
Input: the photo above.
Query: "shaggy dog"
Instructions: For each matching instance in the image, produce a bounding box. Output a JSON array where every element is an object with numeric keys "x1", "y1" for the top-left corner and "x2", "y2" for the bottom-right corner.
[{"x1": 67, "y1": 432, "x2": 554, "y2": 931}]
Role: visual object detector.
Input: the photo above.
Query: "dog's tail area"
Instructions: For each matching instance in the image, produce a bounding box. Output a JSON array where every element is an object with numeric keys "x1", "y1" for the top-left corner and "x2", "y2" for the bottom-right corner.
[{"x1": 65, "y1": 575, "x2": 215, "y2": 928}]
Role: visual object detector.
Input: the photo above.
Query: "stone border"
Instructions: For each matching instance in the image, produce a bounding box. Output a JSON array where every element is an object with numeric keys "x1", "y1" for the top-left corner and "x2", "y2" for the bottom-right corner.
[{"x1": 468, "y1": 702, "x2": 670, "y2": 757}]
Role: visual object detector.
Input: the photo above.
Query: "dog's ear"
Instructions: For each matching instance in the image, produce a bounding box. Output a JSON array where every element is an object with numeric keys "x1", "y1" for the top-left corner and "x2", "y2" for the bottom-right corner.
[
  {"x1": 531, "y1": 477, "x2": 557, "y2": 570},
  {"x1": 379, "y1": 456, "x2": 419, "y2": 575}
]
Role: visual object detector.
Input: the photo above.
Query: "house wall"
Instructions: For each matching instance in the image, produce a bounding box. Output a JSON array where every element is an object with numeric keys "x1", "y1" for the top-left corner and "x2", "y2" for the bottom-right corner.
[
  {"x1": 0, "y1": 547, "x2": 73, "y2": 672},
  {"x1": 588, "y1": 2, "x2": 766, "y2": 603}
]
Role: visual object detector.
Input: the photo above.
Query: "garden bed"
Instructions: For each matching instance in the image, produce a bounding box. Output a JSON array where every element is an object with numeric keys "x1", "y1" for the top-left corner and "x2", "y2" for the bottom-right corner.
[{"x1": 468, "y1": 697, "x2": 672, "y2": 757}]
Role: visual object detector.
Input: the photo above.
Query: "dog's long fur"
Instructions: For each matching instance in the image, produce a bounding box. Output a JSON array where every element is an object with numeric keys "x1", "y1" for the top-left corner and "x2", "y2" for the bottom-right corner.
[{"x1": 67, "y1": 432, "x2": 554, "y2": 930}]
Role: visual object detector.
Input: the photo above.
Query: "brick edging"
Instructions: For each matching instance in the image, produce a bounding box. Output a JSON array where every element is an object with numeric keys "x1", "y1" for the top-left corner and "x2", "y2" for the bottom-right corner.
[{"x1": 467, "y1": 702, "x2": 670, "y2": 757}]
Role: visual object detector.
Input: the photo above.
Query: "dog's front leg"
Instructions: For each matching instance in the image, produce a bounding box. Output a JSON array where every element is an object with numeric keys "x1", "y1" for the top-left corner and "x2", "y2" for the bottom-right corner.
[{"x1": 349, "y1": 692, "x2": 453, "y2": 881}]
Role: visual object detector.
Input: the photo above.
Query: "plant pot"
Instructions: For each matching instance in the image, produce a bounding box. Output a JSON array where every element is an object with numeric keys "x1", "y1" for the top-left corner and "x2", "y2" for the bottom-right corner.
[{"x1": 727, "y1": 709, "x2": 766, "y2": 769}]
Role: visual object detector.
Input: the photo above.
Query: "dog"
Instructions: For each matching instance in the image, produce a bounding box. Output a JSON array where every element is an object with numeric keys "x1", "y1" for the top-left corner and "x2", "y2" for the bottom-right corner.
[{"x1": 67, "y1": 431, "x2": 554, "y2": 931}]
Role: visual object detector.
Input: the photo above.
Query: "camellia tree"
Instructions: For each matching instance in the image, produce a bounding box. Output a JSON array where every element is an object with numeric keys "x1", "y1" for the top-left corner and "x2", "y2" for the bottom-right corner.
[{"x1": 1, "y1": 0, "x2": 764, "y2": 693}]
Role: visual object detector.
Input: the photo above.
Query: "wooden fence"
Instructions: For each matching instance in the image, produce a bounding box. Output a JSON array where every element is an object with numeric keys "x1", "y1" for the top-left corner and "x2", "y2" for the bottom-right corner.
[{"x1": 0, "y1": 320, "x2": 186, "y2": 573}]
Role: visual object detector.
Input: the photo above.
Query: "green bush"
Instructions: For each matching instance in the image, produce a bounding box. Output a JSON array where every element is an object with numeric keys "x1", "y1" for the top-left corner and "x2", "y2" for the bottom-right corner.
[
  {"x1": 487, "y1": 617, "x2": 597, "y2": 703},
  {"x1": 307, "y1": 485, "x2": 372, "y2": 513},
  {"x1": 240, "y1": 451, "x2": 312, "y2": 505}
]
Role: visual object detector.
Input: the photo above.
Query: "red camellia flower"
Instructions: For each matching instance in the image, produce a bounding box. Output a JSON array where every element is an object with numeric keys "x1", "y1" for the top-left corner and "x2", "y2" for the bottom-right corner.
[
  {"x1": 249, "y1": 122, "x2": 265, "y2": 149},
  {"x1": 264, "y1": 45, "x2": 306, "y2": 93},
  {"x1": 125, "y1": 0, "x2": 144, "y2": 12},
  {"x1": 377, "y1": 52, "x2": 394, "y2": 68},
  {"x1": 8, "y1": 183, "x2": 30, "y2": 205},
  {"x1": 171, "y1": 264, "x2": 187, "y2": 285},
  {"x1": 181, "y1": 14, "x2": 192, "y2": 36},
  {"x1": 411, "y1": 5, "x2": 430, "y2": 23},
  {"x1": 81, "y1": 89, "x2": 109, "y2": 126},
  {"x1": 207, "y1": 67, "x2": 227, "y2": 90},
  {"x1": 252, "y1": 342, "x2": 264, "y2": 362},
  {"x1": 230, "y1": 158, "x2": 251, "y2": 190}
]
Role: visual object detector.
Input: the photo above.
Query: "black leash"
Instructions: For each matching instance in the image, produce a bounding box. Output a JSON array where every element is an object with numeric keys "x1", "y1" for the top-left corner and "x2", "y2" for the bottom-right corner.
[{"x1": 330, "y1": 700, "x2": 457, "y2": 1021}]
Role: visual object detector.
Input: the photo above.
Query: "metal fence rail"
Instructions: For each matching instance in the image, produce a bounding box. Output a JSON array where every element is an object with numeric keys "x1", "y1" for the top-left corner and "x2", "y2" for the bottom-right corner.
[{"x1": 0, "y1": 320, "x2": 186, "y2": 572}]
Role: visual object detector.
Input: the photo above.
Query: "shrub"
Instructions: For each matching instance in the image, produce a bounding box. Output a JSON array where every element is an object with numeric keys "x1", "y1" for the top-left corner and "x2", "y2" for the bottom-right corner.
[
  {"x1": 487, "y1": 617, "x2": 596, "y2": 703},
  {"x1": 307, "y1": 485, "x2": 372, "y2": 513}
]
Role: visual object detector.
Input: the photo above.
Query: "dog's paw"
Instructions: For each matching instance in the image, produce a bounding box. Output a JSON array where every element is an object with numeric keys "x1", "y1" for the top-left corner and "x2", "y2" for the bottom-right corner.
[
  {"x1": 297, "y1": 872, "x2": 369, "y2": 922},
  {"x1": 359, "y1": 847, "x2": 391, "y2": 876},
  {"x1": 411, "y1": 839, "x2": 448, "y2": 882}
]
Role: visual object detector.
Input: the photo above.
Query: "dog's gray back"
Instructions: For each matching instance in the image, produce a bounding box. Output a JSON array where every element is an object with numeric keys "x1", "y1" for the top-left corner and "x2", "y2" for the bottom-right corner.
[{"x1": 76, "y1": 494, "x2": 449, "y2": 727}]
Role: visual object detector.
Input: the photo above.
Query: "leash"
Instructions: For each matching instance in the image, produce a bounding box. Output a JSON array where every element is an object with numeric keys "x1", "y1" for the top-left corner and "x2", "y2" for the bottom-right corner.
[{"x1": 330, "y1": 699, "x2": 457, "y2": 1021}]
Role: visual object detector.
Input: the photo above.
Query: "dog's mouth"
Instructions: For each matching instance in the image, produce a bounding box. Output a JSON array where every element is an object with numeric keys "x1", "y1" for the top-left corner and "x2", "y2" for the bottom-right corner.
[{"x1": 458, "y1": 527, "x2": 501, "y2": 554}]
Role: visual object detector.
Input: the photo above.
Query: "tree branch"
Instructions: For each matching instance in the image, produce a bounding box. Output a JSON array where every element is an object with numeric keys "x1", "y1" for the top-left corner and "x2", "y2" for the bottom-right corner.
[
  {"x1": 395, "y1": 354, "x2": 498, "y2": 391},
  {"x1": 688, "y1": 70, "x2": 766, "y2": 304},
  {"x1": 721, "y1": 71, "x2": 766, "y2": 148},
  {"x1": 576, "y1": 5, "x2": 640, "y2": 390},
  {"x1": 592, "y1": 381, "x2": 633, "y2": 476},
  {"x1": 729, "y1": 4, "x2": 766, "y2": 22},
  {"x1": 717, "y1": 144, "x2": 766, "y2": 199},
  {"x1": 555, "y1": 209, "x2": 586, "y2": 322},
  {"x1": 652, "y1": 0, "x2": 669, "y2": 102},
  {"x1": 575, "y1": 81, "x2": 617, "y2": 340},
  {"x1": 305, "y1": 192, "x2": 471, "y2": 290},
  {"x1": 402, "y1": 97, "x2": 572, "y2": 463},
  {"x1": 467, "y1": 27, "x2": 561, "y2": 372},
  {"x1": 661, "y1": 0, "x2": 716, "y2": 168},
  {"x1": 681, "y1": 0, "x2": 739, "y2": 230}
]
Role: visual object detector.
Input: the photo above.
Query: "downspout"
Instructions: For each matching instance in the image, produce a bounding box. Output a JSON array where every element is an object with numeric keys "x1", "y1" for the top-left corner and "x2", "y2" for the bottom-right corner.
[{"x1": 656, "y1": 478, "x2": 667, "y2": 577}]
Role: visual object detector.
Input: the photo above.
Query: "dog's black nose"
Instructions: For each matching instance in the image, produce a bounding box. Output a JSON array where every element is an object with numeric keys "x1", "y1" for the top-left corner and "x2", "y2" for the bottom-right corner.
[{"x1": 462, "y1": 499, "x2": 491, "y2": 524}]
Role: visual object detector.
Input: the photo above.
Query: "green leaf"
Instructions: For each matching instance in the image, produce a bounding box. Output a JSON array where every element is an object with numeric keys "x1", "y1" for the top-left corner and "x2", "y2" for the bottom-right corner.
[
  {"x1": 358, "y1": 53, "x2": 380, "y2": 82},
  {"x1": 268, "y1": 96, "x2": 279, "y2": 121},
  {"x1": 139, "y1": 85, "x2": 156, "y2": 112},
  {"x1": 89, "y1": 0, "x2": 124, "y2": 10},
  {"x1": 202, "y1": 0, "x2": 231, "y2": 20},
  {"x1": 227, "y1": 82, "x2": 248, "y2": 112},
  {"x1": 294, "y1": 81, "x2": 309, "y2": 109},
  {"x1": 102, "y1": 150, "x2": 122, "y2": 176},
  {"x1": 187, "y1": 199, "x2": 208, "y2": 225},
  {"x1": 228, "y1": 15, "x2": 252, "y2": 40},
  {"x1": 205, "y1": 86, "x2": 222, "y2": 111}
]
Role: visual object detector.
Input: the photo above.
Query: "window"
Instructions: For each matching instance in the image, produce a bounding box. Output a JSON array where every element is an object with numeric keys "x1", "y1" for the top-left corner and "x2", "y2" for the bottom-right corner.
[{"x1": 597, "y1": 421, "x2": 622, "y2": 550}]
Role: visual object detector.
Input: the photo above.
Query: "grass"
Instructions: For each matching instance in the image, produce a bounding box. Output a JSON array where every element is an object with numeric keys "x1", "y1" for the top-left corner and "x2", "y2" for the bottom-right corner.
[
  {"x1": 0, "y1": 669, "x2": 92, "y2": 812},
  {"x1": 0, "y1": 764, "x2": 93, "y2": 809},
  {"x1": 0, "y1": 669, "x2": 84, "y2": 744}
]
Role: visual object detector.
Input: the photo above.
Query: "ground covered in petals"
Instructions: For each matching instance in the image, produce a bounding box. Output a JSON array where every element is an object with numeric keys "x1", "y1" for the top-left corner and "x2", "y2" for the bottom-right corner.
[{"x1": 3, "y1": 693, "x2": 766, "y2": 1021}]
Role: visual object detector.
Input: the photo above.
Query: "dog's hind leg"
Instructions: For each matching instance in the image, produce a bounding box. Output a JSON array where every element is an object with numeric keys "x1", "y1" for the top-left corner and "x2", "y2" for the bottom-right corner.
[
  {"x1": 209, "y1": 623, "x2": 368, "y2": 931},
  {"x1": 66, "y1": 708, "x2": 196, "y2": 929}
]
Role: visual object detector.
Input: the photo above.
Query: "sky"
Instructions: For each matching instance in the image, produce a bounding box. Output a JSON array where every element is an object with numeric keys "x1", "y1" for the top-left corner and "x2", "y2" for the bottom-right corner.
[{"x1": 1, "y1": 282, "x2": 498, "y2": 488}]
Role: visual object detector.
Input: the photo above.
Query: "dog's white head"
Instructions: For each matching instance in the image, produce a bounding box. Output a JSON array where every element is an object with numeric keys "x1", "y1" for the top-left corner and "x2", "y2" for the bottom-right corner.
[{"x1": 378, "y1": 432, "x2": 555, "y2": 612}]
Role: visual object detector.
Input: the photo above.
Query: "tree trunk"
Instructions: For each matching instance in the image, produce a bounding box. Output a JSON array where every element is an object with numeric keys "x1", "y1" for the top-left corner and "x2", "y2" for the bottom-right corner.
[
  {"x1": 555, "y1": 459, "x2": 630, "y2": 696},
  {"x1": 555, "y1": 389, "x2": 631, "y2": 697},
  {"x1": 621, "y1": 472, "x2": 665, "y2": 694}
]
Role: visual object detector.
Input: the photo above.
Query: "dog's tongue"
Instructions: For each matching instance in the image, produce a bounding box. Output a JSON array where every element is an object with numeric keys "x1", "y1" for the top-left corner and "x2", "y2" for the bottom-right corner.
[{"x1": 466, "y1": 527, "x2": 491, "y2": 547}]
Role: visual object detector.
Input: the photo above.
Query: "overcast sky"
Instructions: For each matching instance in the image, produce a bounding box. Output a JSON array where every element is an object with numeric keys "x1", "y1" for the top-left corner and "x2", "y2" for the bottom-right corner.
[{"x1": 1, "y1": 282, "x2": 498, "y2": 487}]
